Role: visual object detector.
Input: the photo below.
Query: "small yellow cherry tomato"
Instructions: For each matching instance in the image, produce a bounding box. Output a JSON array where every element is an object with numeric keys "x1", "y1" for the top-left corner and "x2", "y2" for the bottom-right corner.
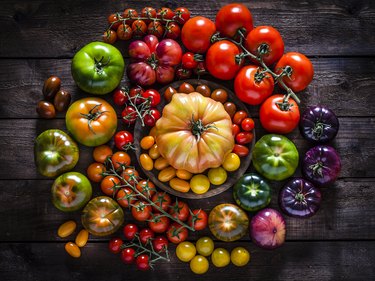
[
  {"x1": 169, "y1": 178, "x2": 190, "y2": 193},
  {"x1": 65, "y1": 242, "x2": 81, "y2": 258},
  {"x1": 149, "y1": 144, "x2": 160, "y2": 159},
  {"x1": 176, "y1": 241, "x2": 196, "y2": 262},
  {"x1": 149, "y1": 126, "x2": 157, "y2": 137},
  {"x1": 190, "y1": 255, "x2": 209, "y2": 274},
  {"x1": 176, "y1": 169, "x2": 193, "y2": 180},
  {"x1": 190, "y1": 175, "x2": 210, "y2": 194},
  {"x1": 57, "y1": 220, "x2": 76, "y2": 238},
  {"x1": 140, "y1": 153, "x2": 153, "y2": 171},
  {"x1": 140, "y1": 136, "x2": 155, "y2": 150},
  {"x1": 196, "y1": 236, "x2": 214, "y2": 256},
  {"x1": 231, "y1": 247, "x2": 250, "y2": 267},
  {"x1": 154, "y1": 157, "x2": 169, "y2": 170},
  {"x1": 222, "y1": 153, "x2": 241, "y2": 172},
  {"x1": 75, "y1": 229, "x2": 89, "y2": 247},
  {"x1": 158, "y1": 166, "x2": 176, "y2": 182},
  {"x1": 211, "y1": 248, "x2": 230, "y2": 267},
  {"x1": 208, "y1": 167, "x2": 228, "y2": 185}
]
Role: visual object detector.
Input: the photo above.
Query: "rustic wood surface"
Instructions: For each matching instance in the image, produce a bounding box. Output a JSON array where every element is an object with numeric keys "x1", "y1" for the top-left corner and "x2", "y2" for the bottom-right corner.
[{"x1": 0, "y1": 0, "x2": 374, "y2": 280}]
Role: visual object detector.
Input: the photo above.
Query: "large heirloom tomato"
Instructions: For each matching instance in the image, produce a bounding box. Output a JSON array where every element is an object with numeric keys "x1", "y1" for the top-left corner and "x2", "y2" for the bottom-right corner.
[
  {"x1": 66, "y1": 98, "x2": 117, "y2": 147},
  {"x1": 155, "y1": 92, "x2": 234, "y2": 174},
  {"x1": 81, "y1": 196, "x2": 124, "y2": 236}
]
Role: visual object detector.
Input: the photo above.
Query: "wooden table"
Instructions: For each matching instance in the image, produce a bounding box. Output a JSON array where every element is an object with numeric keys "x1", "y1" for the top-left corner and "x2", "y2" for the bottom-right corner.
[{"x1": 1, "y1": 0, "x2": 374, "y2": 280}]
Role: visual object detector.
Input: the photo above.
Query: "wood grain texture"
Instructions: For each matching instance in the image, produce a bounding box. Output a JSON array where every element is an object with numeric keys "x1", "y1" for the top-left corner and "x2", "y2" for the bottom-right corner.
[
  {"x1": 0, "y1": 178, "x2": 373, "y2": 241},
  {"x1": 0, "y1": 241, "x2": 374, "y2": 281},
  {"x1": 1, "y1": 0, "x2": 375, "y2": 57}
]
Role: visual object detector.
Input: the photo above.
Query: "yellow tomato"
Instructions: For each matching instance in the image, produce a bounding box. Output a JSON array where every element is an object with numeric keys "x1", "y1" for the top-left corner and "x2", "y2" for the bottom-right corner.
[
  {"x1": 140, "y1": 136, "x2": 155, "y2": 150},
  {"x1": 190, "y1": 175, "x2": 210, "y2": 194},
  {"x1": 222, "y1": 153, "x2": 240, "y2": 172},
  {"x1": 208, "y1": 167, "x2": 227, "y2": 185},
  {"x1": 196, "y1": 237, "x2": 214, "y2": 256},
  {"x1": 211, "y1": 248, "x2": 230, "y2": 267},
  {"x1": 57, "y1": 220, "x2": 76, "y2": 238},
  {"x1": 158, "y1": 166, "x2": 176, "y2": 182},
  {"x1": 231, "y1": 247, "x2": 250, "y2": 267},
  {"x1": 75, "y1": 229, "x2": 89, "y2": 247},
  {"x1": 169, "y1": 178, "x2": 190, "y2": 193},
  {"x1": 65, "y1": 242, "x2": 81, "y2": 258},
  {"x1": 154, "y1": 157, "x2": 169, "y2": 170},
  {"x1": 176, "y1": 241, "x2": 196, "y2": 262},
  {"x1": 190, "y1": 255, "x2": 209, "y2": 274},
  {"x1": 149, "y1": 144, "x2": 160, "y2": 159},
  {"x1": 139, "y1": 153, "x2": 153, "y2": 171}
]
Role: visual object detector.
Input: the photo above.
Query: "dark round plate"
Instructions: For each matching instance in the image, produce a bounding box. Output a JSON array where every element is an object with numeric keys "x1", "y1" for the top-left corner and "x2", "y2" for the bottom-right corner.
[{"x1": 134, "y1": 79, "x2": 255, "y2": 199}]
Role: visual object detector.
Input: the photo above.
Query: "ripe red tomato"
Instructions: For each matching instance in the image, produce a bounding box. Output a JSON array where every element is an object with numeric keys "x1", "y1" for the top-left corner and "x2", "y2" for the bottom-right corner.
[
  {"x1": 232, "y1": 124, "x2": 241, "y2": 137},
  {"x1": 132, "y1": 20, "x2": 147, "y2": 37},
  {"x1": 136, "y1": 179, "x2": 156, "y2": 198},
  {"x1": 169, "y1": 201, "x2": 189, "y2": 221},
  {"x1": 121, "y1": 168, "x2": 140, "y2": 185},
  {"x1": 174, "y1": 7, "x2": 191, "y2": 25},
  {"x1": 148, "y1": 216, "x2": 170, "y2": 233},
  {"x1": 232, "y1": 144, "x2": 249, "y2": 157},
  {"x1": 188, "y1": 209, "x2": 208, "y2": 231},
  {"x1": 111, "y1": 151, "x2": 131, "y2": 170},
  {"x1": 147, "y1": 21, "x2": 164, "y2": 38},
  {"x1": 157, "y1": 7, "x2": 175, "y2": 21},
  {"x1": 245, "y1": 26, "x2": 284, "y2": 66},
  {"x1": 136, "y1": 254, "x2": 150, "y2": 271},
  {"x1": 233, "y1": 110, "x2": 248, "y2": 125},
  {"x1": 152, "y1": 192, "x2": 172, "y2": 212},
  {"x1": 142, "y1": 89, "x2": 161, "y2": 107},
  {"x1": 121, "y1": 248, "x2": 136, "y2": 264},
  {"x1": 113, "y1": 88, "x2": 128, "y2": 106},
  {"x1": 108, "y1": 14, "x2": 121, "y2": 30},
  {"x1": 139, "y1": 228, "x2": 155, "y2": 244},
  {"x1": 181, "y1": 16, "x2": 216, "y2": 54},
  {"x1": 144, "y1": 108, "x2": 161, "y2": 127},
  {"x1": 108, "y1": 237, "x2": 123, "y2": 254},
  {"x1": 114, "y1": 130, "x2": 134, "y2": 151},
  {"x1": 234, "y1": 65, "x2": 274, "y2": 105},
  {"x1": 166, "y1": 222, "x2": 188, "y2": 244},
  {"x1": 260, "y1": 94, "x2": 300, "y2": 134},
  {"x1": 235, "y1": 131, "x2": 254, "y2": 145},
  {"x1": 205, "y1": 40, "x2": 243, "y2": 80},
  {"x1": 116, "y1": 187, "x2": 135, "y2": 207},
  {"x1": 123, "y1": 223, "x2": 138, "y2": 240},
  {"x1": 131, "y1": 201, "x2": 152, "y2": 222},
  {"x1": 129, "y1": 86, "x2": 144, "y2": 104},
  {"x1": 182, "y1": 52, "x2": 198, "y2": 69},
  {"x1": 101, "y1": 175, "x2": 120, "y2": 196},
  {"x1": 116, "y1": 24, "x2": 132, "y2": 41},
  {"x1": 123, "y1": 8, "x2": 138, "y2": 23},
  {"x1": 152, "y1": 236, "x2": 169, "y2": 252},
  {"x1": 102, "y1": 30, "x2": 117, "y2": 44},
  {"x1": 175, "y1": 67, "x2": 192, "y2": 80},
  {"x1": 165, "y1": 22, "x2": 181, "y2": 39},
  {"x1": 122, "y1": 105, "x2": 137, "y2": 125},
  {"x1": 215, "y1": 3, "x2": 253, "y2": 38},
  {"x1": 241, "y1": 118, "x2": 255, "y2": 131},
  {"x1": 141, "y1": 7, "x2": 157, "y2": 23},
  {"x1": 275, "y1": 52, "x2": 314, "y2": 92}
]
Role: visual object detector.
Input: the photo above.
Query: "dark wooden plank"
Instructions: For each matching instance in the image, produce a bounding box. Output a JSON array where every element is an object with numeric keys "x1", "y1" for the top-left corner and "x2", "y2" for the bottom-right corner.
[
  {"x1": 0, "y1": 178, "x2": 373, "y2": 241},
  {"x1": 0, "y1": 241, "x2": 374, "y2": 281},
  {"x1": 0, "y1": 117, "x2": 373, "y2": 179},
  {"x1": 1, "y1": 57, "x2": 375, "y2": 118},
  {"x1": 1, "y1": 0, "x2": 375, "y2": 57}
]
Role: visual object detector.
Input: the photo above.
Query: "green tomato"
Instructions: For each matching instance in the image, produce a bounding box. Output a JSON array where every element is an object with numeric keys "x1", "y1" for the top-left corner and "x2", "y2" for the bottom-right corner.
[
  {"x1": 34, "y1": 129, "x2": 79, "y2": 178},
  {"x1": 190, "y1": 255, "x2": 209, "y2": 275},
  {"x1": 196, "y1": 237, "x2": 214, "y2": 256},
  {"x1": 51, "y1": 172, "x2": 92, "y2": 212},
  {"x1": 211, "y1": 248, "x2": 230, "y2": 268},
  {"x1": 231, "y1": 247, "x2": 250, "y2": 267},
  {"x1": 176, "y1": 241, "x2": 196, "y2": 262},
  {"x1": 233, "y1": 173, "x2": 271, "y2": 212},
  {"x1": 71, "y1": 42, "x2": 125, "y2": 95},
  {"x1": 208, "y1": 167, "x2": 227, "y2": 185},
  {"x1": 252, "y1": 134, "x2": 299, "y2": 181}
]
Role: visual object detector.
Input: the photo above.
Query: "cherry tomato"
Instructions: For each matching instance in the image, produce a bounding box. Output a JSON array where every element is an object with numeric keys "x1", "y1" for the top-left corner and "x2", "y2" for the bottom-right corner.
[
  {"x1": 148, "y1": 216, "x2": 170, "y2": 233},
  {"x1": 152, "y1": 236, "x2": 169, "y2": 252},
  {"x1": 169, "y1": 201, "x2": 189, "y2": 221},
  {"x1": 208, "y1": 167, "x2": 227, "y2": 185},
  {"x1": 188, "y1": 209, "x2": 208, "y2": 231},
  {"x1": 147, "y1": 21, "x2": 164, "y2": 38},
  {"x1": 175, "y1": 67, "x2": 192, "y2": 80},
  {"x1": 141, "y1": 7, "x2": 157, "y2": 23},
  {"x1": 236, "y1": 131, "x2": 254, "y2": 145},
  {"x1": 93, "y1": 145, "x2": 112, "y2": 163},
  {"x1": 181, "y1": 16, "x2": 216, "y2": 54},
  {"x1": 232, "y1": 144, "x2": 249, "y2": 157},
  {"x1": 122, "y1": 105, "x2": 137, "y2": 125},
  {"x1": 142, "y1": 89, "x2": 161, "y2": 107},
  {"x1": 107, "y1": 13, "x2": 121, "y2": 30},
  {"x1": 275, "y1": 52, "x2": 314, "y2": 92},
  {"x1": 140, "y1": 154, "x2": 153, "y2": 171},
  {"x1": 164, "y1": 86, "x2": 177, "y2": 102},
  {"x1": 178, "y1": 82, "x2": 195, "y2": 93},
  {"x1": 206, "y1": 40, "x2": 242, "y2": 80},
  {"x1": 123, "y1": 223, "x2": 139, "y2": 240},
  {"x1": 136, "y1": 254, "x2": 150, "y2": 271},
  {"x1": 102, "y1": 30, "x2": 117, "y2": 44},
  {"x1": 139, "y1": 228, "x2": 155, "y2": 244},
  {"x1": 234, "y1": 65, "x2": 274, "y2": 105},
  {"x1": 196, "y1": 236, "x2": 214, "y2": 256},
  {"x1": 108, "y1": 237, "x2": 123, "y2": 254},
  {"x1": 233, "y1": 110, "x2": 248, "y2": 125},
  {"x1": 194, "y1": 61, "x2": 207, "y2": 76},
  {"x1": 140, "y1": 136, "x2": 155, "y2": 150},
  {"x1": 132, "y1": 201, "x2": 152, "y2": 222},
  {"x1": 112, "y1": 88, "x2": 128, "y2": 106},
  {"x1": 121, "y1": 247, "x2": 136, "y2": 264},
  {"x1": 157, "y1": 7, "x2": 175, "y2": 21},
  {"x1": 224, "y1": 102, "x2": 237, "y2": 118},
  {"x1": 129, "y1": 86, "x2": 144, "y2": 104},
  {"x1": 222, "y1": 153, "x2": 241, "y2": 172},
  {"x1": 195, "y1": 84, "x2": 211, "y2": 97},
  {"x1": 136, "y1": 179, "x2": 156, "y2": 198},
  {"x1": 174, "y1": 7, "x2": 191, "y2": 25},
  {"x1": 190, "y1": 175, "x2": 210, "y2": 195},
  {"x1": 116, "y1": 24, "x2": 132, "y2": 40},
  {"x1": 232, "y1": 124, "x2": 241, "y2": 137},
  {"x1": 116, "y1": 187, "x2": 135, "y2": 207},
  {"x1": 260, "y1": 94, "x2": 300, "y2": 134},
  {"x1": 152, "y1": 192, "x2": 172, "y2": 212},
  {"x1": 181, "y1": 52, "x2": 198, "y2": 69},
  {"x1": 87, "y1": 162, "x2": 106, "y2": 183},
  {"x1": 114, "y1": 130, "x2": 134, "y2": 151},
  {"x1": 101, "y1": 175, "x2": 121, "y2": 196},
  {"x1": 121, "y1": 168, "x2": 139, "y2": 185},
  {"x1": 211, "y1": 88, "x2": 228, "y2": 103},
  {"x1": 111, "y1": 151, "x2": 131, "y2": 170},
  {"x1": 190, "y1": 255, "x2": 209, "y2": 274},
  {"x1": 215, "y1": 3, "x2": 253, "y2": 37},
  {"x1": 241, "y1": 118, "x2": 255, "y2": 131},
  {"x1": 166, "y1": 222, "x2": 188, "y2": 244},
  {"x1": 132, "y1": 19, "x2": 147, "y2": 37},
  {"x1": 123, "y1": 8, "x2": 138, "y2": 24},
  {"x1": 211, "y1": 248, "x2": 230, "y2": 268},
  {"x1": 245, "y1": 26, "x2": 284, "y2": 66},
  {"x1": 176, "y1": 241, "x2": 196, "y2": 262},
  {"x1": 231, "y1": 247, "x2": 250, "y2": 267},
  {"x1": 144, "y1": 108, "x2": 161, "y2": 127},
  {"x1": 165, "y1": 22, "x2": 181, "y2": 40}
]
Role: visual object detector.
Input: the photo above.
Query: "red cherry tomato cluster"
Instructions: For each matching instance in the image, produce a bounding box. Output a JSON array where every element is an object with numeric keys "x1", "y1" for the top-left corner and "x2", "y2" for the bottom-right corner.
[
  {"x1": 104, "y1": 7, "x2": 191, "y2": 44},
  {"x1": 230, "y1": 110, "x2": 255, "y2": 157}
]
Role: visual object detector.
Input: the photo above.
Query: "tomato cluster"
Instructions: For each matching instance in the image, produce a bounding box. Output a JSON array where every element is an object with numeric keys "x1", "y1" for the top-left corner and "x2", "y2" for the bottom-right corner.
[{"x1": 104, "y1": 7, "x2": 191, "y2": 44}]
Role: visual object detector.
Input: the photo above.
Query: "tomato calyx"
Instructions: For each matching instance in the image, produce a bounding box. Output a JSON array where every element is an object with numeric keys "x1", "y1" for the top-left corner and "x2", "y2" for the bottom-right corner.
[
  {"x1": 295, "y1": 192, "x2": 307, "y2": 204},
  {"x1": 312, "y1": 122, "x2": 332, "y2": 139},
  {"x1": 80, "y1": 103, "x2": 109, "y2": 134},
  {"x1": 189, "y1": 115, "x2": 218, "y2": 142},
  {"x1": 94, "y1": 56, "x2": 111, "y2": 74},
  {"x1": 309, "y1": 161, "x2": 326, "y2": 177},
  {"x1": 146, "y1": 53, "x2": 159, "y2": 70}
]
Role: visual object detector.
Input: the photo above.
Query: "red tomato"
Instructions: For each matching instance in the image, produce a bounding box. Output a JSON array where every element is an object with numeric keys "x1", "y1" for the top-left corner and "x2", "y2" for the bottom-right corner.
[
  {"x1": 136, "y1": 179, "x2": 156, "y2": 198},
  {"x1": 108, "y1": 237, "x2": 123, "y2": 254},
  {"x1": 245, "y1": 26, "x2": 284, "y2": 66},
  {"x1": 232, "y1": 124, "x2": 240, "y2": 137},
  {"x1": 148, "y1": 216, "x2": 170, "y2": 233},
  {"x1": 107, "y1": 14, "x2": 121, "y2": 30},
  {"x1": 175, "y1": 67, "x2": 192, "y2": 80},
  {"x1": 260, "y1": 94, "x2": 300, "y2": 134},
  {"x1": 131, "y1": 201, "x2": 152, "y2": 222},
  {"x1": 157, "y1": 7, "x2": 175, "y2": 21},
  {"x1": 174, "y1": 7, "x2": 191, "y2": 25},
  {"x1": 142, "y1": 89, "x2": 161, "y2": 107},
  {"x1": 241, "y1": 118, "x2": 255, "y2": 131},
  {"x1": 114, "y1": 130, "x2": 134, "y2": 151},
  {"x1": 139, "y1": 228, "x2": 155, "y2": 244},
  {"x1": 152, "y1": 236, "x2": 169, "y2": 252},
  {"x1": 235, "y1": 131, "x2": 254, "y2": 145},
  {"x1": 131, "y1": 20, "x2": 147, "y2": 37},
  {"x1": 144, "y1": 108, "x2": 161, "y2": 127},
  {"x1": 121, "y1": 248, "x2": 136, "y2": 264},
  {"x1": 122, "y1": 105, "x2": 137, "y2": 125},
  {"x1": 275, "y1": 52, "x2": 314, "y2": 92},
  {"x1": 232, "y1": 144, "x2": 249, "y2": 157},
  {"x1": 113, "y1": 88, "x2": 128, "y2": 106},
  {"x1": 165, "y1": 22, "x2": 181, "y2": 40},
  {"x1": 129, "y1": 86, "x2": 144, "y2": 104},
  {"x1": 101, "y1": 175, "x2": 121, "y2": 196},
  {"x1": 166, "y1": 222, "x2": 188, "y2": 244},
  {"x1": 123, "y1": 223, "x2": 138, "y2": 240},
  {"x1": 206, "y1": 40, "x2": 242, "y2": 80},
  {"x1": 234, "y1": 65, "x2": 274, "y2": 105},
  {"x1": 116, "y1": 24, "x2": 132, "y2": 41},
  {"x1": 111, "y1": 151, "x2": 131, "y2": 170},
  {"x1": 215, "y1": 3, "x2": 253, "y2": 38},
  {"x1": 123, "y1": 8, "x2": 138, "y2": 23},
  {"x1": 147, "y1": 21, "x2": 164, "y2": 38},
  {"x1": 188, "y1": 209, "x2": 208, "y2": 231},
  {"x1": 152, "y1": 192, "x2": 172, "y2": 212},
  {"x1": 181, "y1": 16, "x2": 216, "y2": 54},
  {"x1": 141, "y1": 7, "x2": 157, "y2": 24},
  {"x1": 121, "y1": 168, "x2": 140, "y2": 185},
  {"x1": 136, "y1": 254, "x2": 150, "y2": 271},
  {"x1": 169, "y1": 201, "x2": 189, "y2": 221},
  {"x1": 233, "y1": 110, "x2": 248, "y2": 125},
  {"x1": 102, "y1": 30, "x2": 117, "y2": 44},
  {"x1": 116, "y1": 187, "x2": 135, "y2": 208},
  {"x1": 182, "y1": 52, "x2": 198, "y2": 69}
]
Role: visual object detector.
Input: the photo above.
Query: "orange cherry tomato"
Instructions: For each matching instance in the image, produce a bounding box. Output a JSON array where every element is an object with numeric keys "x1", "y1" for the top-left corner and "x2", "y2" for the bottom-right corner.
[
  {"x1": 111, "y1": 151, "x2": 131, "y2": 170},
  {"x1": 87, "y1": 162, "x2": 106, "y2": 183},
  {"x1": 101, "y1": 175, "x2": 121, "y2": 196},
  {"x1": 93, "y1": 145, "x2": 113, "y2": 163}
]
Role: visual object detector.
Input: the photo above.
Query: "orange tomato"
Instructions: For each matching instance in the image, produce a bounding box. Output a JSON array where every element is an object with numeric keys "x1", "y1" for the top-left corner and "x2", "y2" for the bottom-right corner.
[
  {"x1": 101, "y1": 175, "x2": 121, "y2": 196},
  {"x1": 111, "y1": 151, "x2": 131, "y2": 170},
  {"x1": 93, "y1": 145, "x2": 113, "y2": 163},
  {"x1": 87, "y1": 162, "x2": 106, "y2": 183}
]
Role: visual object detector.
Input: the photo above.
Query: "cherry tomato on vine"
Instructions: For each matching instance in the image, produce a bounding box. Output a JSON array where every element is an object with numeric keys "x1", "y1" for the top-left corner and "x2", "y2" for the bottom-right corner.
[
  {"x1": 129, "y1": 86, "x2": 144, "y2": 104},
  {"x1": 152, "y1": 236, "x2": 169, "y2": 252},
  {"x1": 232, "y1": 144, "x2": 250, "y2": 157},
  {"x1": 182, "y1": 52, "x2": 198, "y2": 69},
  {"x1": 152, "y1": 192, "x2": 172, "y2": 212},
  {"x1": 245, "y1": 26, "x2": 284, "y2": 66},
  {"x1": 107, "y1": 13, "x2": 121, "y2": 30},
  {"x1": 147, "y1": 21, "x2": 164, "y2": 38},
  {"x1": 157, "y1": 7, "x2": 175, "y2": 21},
  {"x1": 144, "y1": 108, "x2": 161, "y2": 127},
  {"x1": 113, "y1": 88, "x2": 128, "y2": 106},
  {"x1": 166, "y1": 222, "x2": 188, "y2": 244},
  {"x1": 139, "y1": 228, "x2": 155, "y2": 244},
  {"x1": 259, "y1": 94, "x2": 300, "y2": 134},
  {"x1": 205, "y1": 40, "x2": 242, "y2": 80},
  {"x1": 169, "y1": 201, "x2": 189, "y2": 221},
  {"x1": 141, "y1": 7, "x2": 157, "y2": 24},
  {"x1": 165, "y1": 22, "x2": 181, "y2": 39},
  {"x1": 122, "y1": 168, "x2": 140, "y2": 185},
  {"x1": 123, "y1": 224, "x2": 139, "y2": 240},
  {"x1": 188, "y1": 209, "x2": 208, "y2": 231},
  {"x1": 136, "y1": 179, "x2": 156, "y2": 198},
  {"x1": 234, "y1": 65, "x2": 274, "y2": 105},
  {"x1": 215, "y1": 3, "x2": 253, "y2": 38},
  {"x1": 275, "y1": 52, "x2": 314, "y2": 92},
  {"x1": 175, "y1": 67, "x2": 192, "y2": 80},
  {"x1": 194, "y1": 61, "x2": 207, "y2": 76},
  {"x1": 233, "y1": 110, "x2": 248, "y2": 125},
  {"x1": 148, "y1": 216, "x2": 170, "y2": 233},
  {"x1": 87, "y1": 162, "x2": 106, "y2": 183},
  {"x1": 236, "y1": 131, "x2": 254, "y2": 145},
  {"x1": 136, "y1": 254, "x2": 151, "y2": 271},
  {"x1": 111, "y1": 151, "x2": 131, "y2": 170},
  {"x1": 123, "y1": 8, "x2": 138, "y2": 24},
  {"x1": 241, "y1": 118, "x2": 255, "y2": 131},
  {"x1": 116, "y1": 187, "x2": 135, "y2": 207},
  {"x1": 93, "y1": 145, "x2": 112, "y2": 163},
  {"x1": 132, "y1": 19, "x2": 147, "y2": 37},
  {"x1": 101, "y1": 175, "x2": 121, "y2": 196},
  {"x1": 122, "y1": 105, "x2": 137, "y2": 125},
  {"x1": 108, "y1": 238, "x2": 123, "y2": 254},
  {"x1": 102, "y1": 30, "x2": 117, "y2": 44},
  {"x1": 116, "y1": 23, "x2": 132, "y2": 40},
  {"x1": 132, "y1": 201, "x2": 152, "y2": 222},
  {"x1": 142, "y1": 89, "x2": 161, "y2": 107},
  {"x1": 181, "y1": 16, "x2": 216, "y2": 54},
  {"x1": 174, "y1": 7, "x2": 191, "y2": 25},
  {"x1": 114, "y1": 130, "x2": 134, "y2": 151},
  {"x1": 121, "y1": 248, "x2": 136, "y2": 264}
]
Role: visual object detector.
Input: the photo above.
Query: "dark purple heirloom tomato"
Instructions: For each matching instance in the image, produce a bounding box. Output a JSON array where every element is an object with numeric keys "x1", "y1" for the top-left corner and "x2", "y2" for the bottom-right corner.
[
  {"x1": 279, "y1": 178, "x2": 321, "y2": 218},
  {"x1": 302, "y1": 145, "x2": 341, "y2": 188},
  {"x1": 299, "y1": 105, "x2": 339, "y2": 143}
]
